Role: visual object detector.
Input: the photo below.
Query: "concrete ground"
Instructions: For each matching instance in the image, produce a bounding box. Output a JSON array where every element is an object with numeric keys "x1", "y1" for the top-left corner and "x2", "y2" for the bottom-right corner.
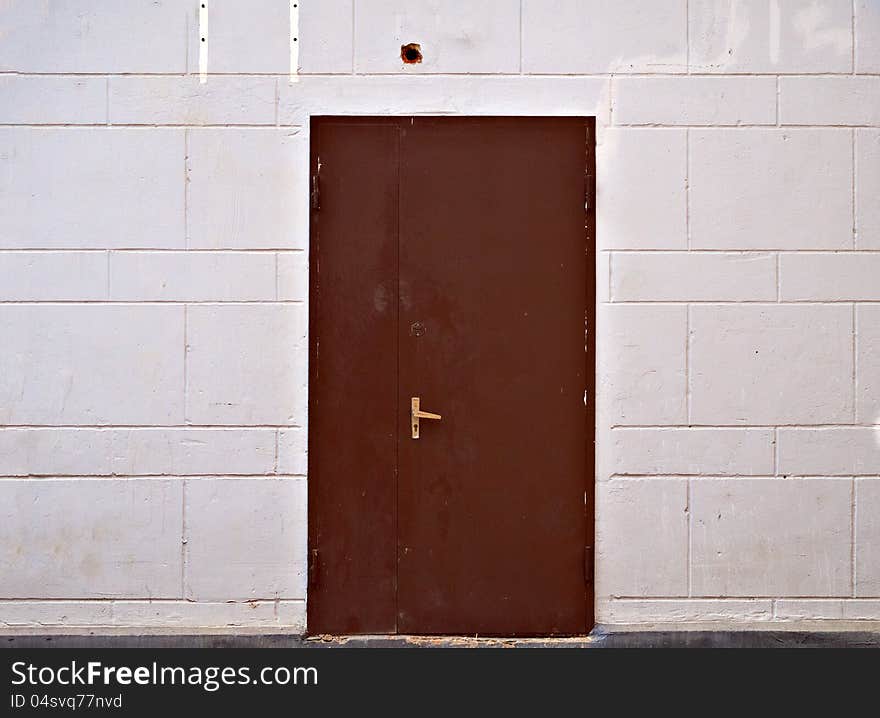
[{"x1": 5, "y1": 625, "x2": 880, "y2": 648}]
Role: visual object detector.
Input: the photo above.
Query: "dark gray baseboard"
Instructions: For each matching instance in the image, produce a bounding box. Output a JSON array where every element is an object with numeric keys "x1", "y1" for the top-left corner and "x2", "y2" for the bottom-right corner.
[{"x1": 4, "y1": 627, "x2": 880, "y2": 648}]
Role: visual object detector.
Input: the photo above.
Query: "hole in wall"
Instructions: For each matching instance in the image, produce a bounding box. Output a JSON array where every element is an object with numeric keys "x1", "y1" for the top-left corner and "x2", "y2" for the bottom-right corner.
[{"x1": 401, "y1": 43, "x2": 422, "y2": 64}]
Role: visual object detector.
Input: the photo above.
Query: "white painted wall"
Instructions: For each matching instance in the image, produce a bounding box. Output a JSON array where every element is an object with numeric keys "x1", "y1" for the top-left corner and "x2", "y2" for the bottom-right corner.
[{"x1": 1, "y1": 0, "x2": 878, "y2": 631}]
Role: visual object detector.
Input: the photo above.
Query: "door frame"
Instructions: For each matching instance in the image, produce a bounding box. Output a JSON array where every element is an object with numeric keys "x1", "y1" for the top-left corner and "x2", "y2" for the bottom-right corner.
[{"x1": 306, "y1": 115, "x2": 596, "y2": 636}]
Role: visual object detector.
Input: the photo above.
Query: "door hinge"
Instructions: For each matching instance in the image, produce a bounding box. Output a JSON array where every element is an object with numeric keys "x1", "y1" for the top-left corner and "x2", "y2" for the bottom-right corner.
[
  {"x1": 308, "y1": 548, "x2": 320, "y2": 589},
  {"x1": 585, "y1": 173, "x2": 594, "y2": 212},
  {"x1": 311, "y1": 174, "x2": 320, "y2": 210},
  {"x1": 584, "y1": 545, "x2": 594, "y2": 585}
]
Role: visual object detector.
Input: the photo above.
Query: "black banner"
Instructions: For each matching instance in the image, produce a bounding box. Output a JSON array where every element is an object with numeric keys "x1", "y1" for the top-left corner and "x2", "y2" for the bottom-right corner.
[{"x1": 0, "y1": 640, "x2": 861, "y2": 714}]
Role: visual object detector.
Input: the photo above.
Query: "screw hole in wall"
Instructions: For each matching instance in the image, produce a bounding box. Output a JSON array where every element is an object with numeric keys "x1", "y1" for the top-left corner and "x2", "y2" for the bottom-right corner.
[{"x1": 401, "y1": 43, "x2": 422, "y2": 64}]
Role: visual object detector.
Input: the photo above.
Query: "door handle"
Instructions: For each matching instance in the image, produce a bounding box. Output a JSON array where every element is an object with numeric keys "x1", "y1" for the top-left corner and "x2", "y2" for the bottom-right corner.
[{"x1": 411, "y1": 397, "x2": 441, "y2": 439}]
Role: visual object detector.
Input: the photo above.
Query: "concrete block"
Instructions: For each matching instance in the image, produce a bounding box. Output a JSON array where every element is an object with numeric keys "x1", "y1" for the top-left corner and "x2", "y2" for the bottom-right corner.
[
  {"x1": 858, "y1": 130, "x2": 880, "y2": 249},
  {"x1": 599, "y1": 305, "x2": 687, "y2": 425},
  {"x1": 602, "y1": 599, "x2": 774, "y2": 624},
  {"x1": 856, "y1": 0, "x2": 880, "y2": 72},
  {"x1": 845, "y1": 600, "x2": 880, "y2": 619},
  {"x1": 596, "y1": 479, "x2": 688, "y2": 597},
  {"x1": 0, "y1": 306, "x2": 184, "y2": 425},
  {"x1": 109, "y1": 77, "x2": 276, "y2": 126},
  {"x1": 614, "y1": 77, "x2": 776, "y2": 126},
  {"x1": 185, "y1": 478, "x2": 306, "y2": 600},
  {"x1": 186, "y1": 305, "x2": 307, "y2": 425},
  {"x1": 523, "y1": 0, "x2": 687, "y2": 73},
  {"x1": 0, "y1": 0, "x2": 187, "y2": 73},
  {"x1": 276, "y1": 252, "x2": 308, "y2": 301},
  {"x1": 276, "y1": 600, "x2": 307, "y2": 631},
  {"x1": 612, "y1": 252, "x2": 776, "y2": 302},
  {"x1": 780, "y1": 77, "x2": 880, "y2": 126},
  {"x1": 778, "y1": 428, "x2": 880, "y2": 476},
  {"x1": 689, "y1": 0, "x2": 853, "y2": 73},
  {"x1": 597, "y1": 129, "x2": 687, "y2": 249},
  {"x1": 0, "y1": 428, "x2": 277, "y2": 477},
  {"x1": 299, "y1": 0, "x2": 354, "y2": 73},
  {"x1": 0, "y1": 252, "x2": 107, "y2": 301},
  {"x1": 0, "y1": 601, "x2": 114, "y2": 627},
  {"x1": 110, "y1": 600, "x2": 278, "y2": 627},
  {"x1": 774, "y1": 599, "x2": 845, "y2": 620},
  {"x1": 781, "y1": 253, "x2": 880, "y2": 300},
  {"x1": 691, "y1": 478, "x2": 851, "y2": 596},
  {"x1": 0, "y1": 76, "x2": 106, "y2": 124},
  {"x1": 189, "y1": 0, "x2": 289, "y2": 74},
  {"x1": 110, "y1": 251, "x2": 276, "y2": 301},
  {"x1": 612, "y1": 428, "x2": 774, "y2": 476},
  {"x1": 0, "y1": 479, "x2": 182, "y2": 598},
  {"x1": 0, "y1": 128, "x2": 185, "y2": 249},
  {"x1": 187, "y1": 129, "x2": 308, "y2": 249},
  {"x1": 856, "y1": 479, "x2": 880, "y2": 595},
  {"x1": 106, "y1": 429, "x2": 278, "y2": 476},
  {"x1": 690, "y1": 305, "x2": 853, "y2": 425},
  {"x1": 689, "y1": 129, "x2": 853, "y2": 250},
  {"x1": 277, "y1": 428, "x2": 307, "y2": 475},
  {"x1": 859, "y1": 305, "x2": 880, "y2": 423}
]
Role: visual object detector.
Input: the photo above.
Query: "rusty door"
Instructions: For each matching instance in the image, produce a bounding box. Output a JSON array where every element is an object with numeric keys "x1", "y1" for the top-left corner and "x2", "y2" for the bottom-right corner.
[{"x1": 308, "y1": 117, "x2": 594, "y2": 636}]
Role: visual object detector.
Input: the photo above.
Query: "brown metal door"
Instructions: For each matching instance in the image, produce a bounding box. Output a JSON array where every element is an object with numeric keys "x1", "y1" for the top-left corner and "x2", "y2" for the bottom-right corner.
[{"x1": 309, "y1": 117, "x2": 594, "y2": 636}]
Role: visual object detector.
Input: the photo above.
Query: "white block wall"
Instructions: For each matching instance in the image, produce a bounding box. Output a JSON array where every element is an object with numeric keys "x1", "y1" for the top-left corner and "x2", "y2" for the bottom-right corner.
[{"x1": 0, "y1": 0, "x2": 878, "y2": 631}]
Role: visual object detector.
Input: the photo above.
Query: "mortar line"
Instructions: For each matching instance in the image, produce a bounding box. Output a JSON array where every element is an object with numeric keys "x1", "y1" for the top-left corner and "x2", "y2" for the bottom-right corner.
[{"x1": 274, "y1": 429, "x2": 280, "y2": 474}]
